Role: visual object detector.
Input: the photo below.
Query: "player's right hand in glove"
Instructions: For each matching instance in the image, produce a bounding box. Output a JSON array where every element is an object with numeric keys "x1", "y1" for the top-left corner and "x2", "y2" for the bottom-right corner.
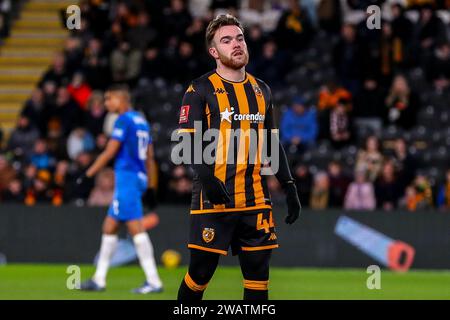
[
  {"x1": 282, "y1": 181, "x2": 301, "y2": 224},
  {"x1": 202, "y1": 175, "x2": 231, "y2": 205}
]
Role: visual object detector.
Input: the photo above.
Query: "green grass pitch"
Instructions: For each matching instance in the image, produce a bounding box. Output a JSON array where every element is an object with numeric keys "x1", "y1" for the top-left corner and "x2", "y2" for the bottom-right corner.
[{"x1": 0, "y1": 264, "x2": 449, "y2": 300}]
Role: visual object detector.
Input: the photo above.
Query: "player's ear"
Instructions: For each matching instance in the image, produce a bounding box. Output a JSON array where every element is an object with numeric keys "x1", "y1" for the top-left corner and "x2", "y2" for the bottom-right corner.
[{"x1": 208, "y1": 46, "x2": 219, "y2": 59}]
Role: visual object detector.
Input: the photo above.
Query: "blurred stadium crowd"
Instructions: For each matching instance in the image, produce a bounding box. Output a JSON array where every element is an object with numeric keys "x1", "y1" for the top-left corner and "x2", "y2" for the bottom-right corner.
[{"x1": 0, "y1": 0, "x2": 449, "y2": 211}]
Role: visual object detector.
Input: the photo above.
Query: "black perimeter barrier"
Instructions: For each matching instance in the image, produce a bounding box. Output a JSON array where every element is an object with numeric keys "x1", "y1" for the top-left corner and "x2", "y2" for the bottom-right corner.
[{"x1": 0, "y1": 205, "x2": 449, "y2": 269}]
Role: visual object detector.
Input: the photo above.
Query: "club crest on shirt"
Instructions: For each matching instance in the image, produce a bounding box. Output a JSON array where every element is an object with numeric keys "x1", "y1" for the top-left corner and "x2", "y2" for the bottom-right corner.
[
  {"x1": 202, "y1": 228, "x2": 215, "y2": 243},
  {"x1": 252, "y1": 84, "x2": 262, "y2": 96},
  {"x1": 179, "y1": 105, "x2": 190, "y2": 124}
]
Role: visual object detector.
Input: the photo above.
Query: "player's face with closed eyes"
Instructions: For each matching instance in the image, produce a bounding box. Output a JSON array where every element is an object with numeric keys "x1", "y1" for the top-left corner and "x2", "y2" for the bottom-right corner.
[{"x1": 211, "y1": 25, "x2": 249, "y2": 70}]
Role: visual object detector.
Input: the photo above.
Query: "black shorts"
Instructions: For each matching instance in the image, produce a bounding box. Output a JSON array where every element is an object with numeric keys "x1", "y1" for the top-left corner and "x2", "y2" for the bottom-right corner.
[{"x1": 188, "y1": 208, "x2": 278, "y2": 256}]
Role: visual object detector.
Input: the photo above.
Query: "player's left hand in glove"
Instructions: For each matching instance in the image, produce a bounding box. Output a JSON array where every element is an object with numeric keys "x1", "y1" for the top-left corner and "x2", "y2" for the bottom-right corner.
[
  {"x1": 142, "y1": 188, "x2": 158, "y2": 210},
  {"x1": 282, "y1": 181, "x2": 301, "y2": 224},
  {"x1": 202, "y1": 176, "x2": 231, "y2": 205}
]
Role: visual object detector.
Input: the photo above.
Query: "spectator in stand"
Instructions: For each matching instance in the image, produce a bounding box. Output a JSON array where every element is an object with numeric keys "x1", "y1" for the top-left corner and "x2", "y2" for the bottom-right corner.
[
  {"x1": 414, "y1": 4, "x2": 447, "y2": 64},
  {"x1": 388, "y1": 4, "x2": 415, "y2": 72},
  {"x1": 67, "y1": 72, "x2": 93, "y2": 110},
  {"x1": 426, "y1": 42, "x2": 450, "y2": 93},
  {"x1": 344, "y1": 169, "x2": 376, "y2": 211},
  {"x1": 7, "y1": 115, "x2": 40, "y2": 160},
  {"x1": 293, "y1": 163, "x2": 312, "y2": 207},
  {"x1": 398, "y1": 184, "x2": 432, "y2": 212},
  {"x1": 375, "y1": 160, "x2": 402, "y2": 211},
  {"x1": 0, "y1": 154, "x2": 16, "y2": 194},
  {"x1": 355, "y1": 135, "x2": 383, "y2": 182},
  {"x1": 245, "y1": 24, "x2": 265, "y2": 60},
  {"x1": 384, "y1": 74, "x2": 420, "y2": 130},
  {"x1": 63, "y1": 36, "x2": 84, "y2": 76},
  {"x1": 252, "y1": 39, "x2": 288, "y2": 88},
  {"x1": 333, "y1": 23, "x2": 364, "y2": 94},
  {"x1": 317, "y1": 80, "x2": 351, "y2": 139},
  {"x1": 67, "y1": 128, "x2": 95, "y2": 161},
  {"x1": 327, "y1": 160, "x2": 350, "y2": 207},
  {"x1": 280, "y1": 95, "x2": 318, "y2": 155},
  {"x1": 317, "y1": 0, "x2": 342, "y2": 34},
  {"x1": 39, "y1": 53, "x2": 70, "y2": 87},
  {"x1": 110, "y1": 40, "x2": 142, "y2": 86},
  {"x1": 413, "y1": 173, "x2": 434, "y2": 208},
  {"x1": 49, "y1": 87, "x2": 83, "y2": 137},
  {"x1": 300, "y1": 0, "x2": 319, "y2": 29},
  {"x1": 21, "y1": 88, "x2": 48, "y2": 137},
  {"x1": 29, "y1": 139, "x2": 55, "y2": 171},
  {"x1": 52, "y1": 160, "x2": 69, "y2": 204},
  {"x1": 390, "y1": 3, "x2": 413, "y2": 48},
  {"x1": 164, "y1": 0, "x2": 193, "y2": 40},
  {"x1": 353, "y1": 77, "x2": 386, "y2": 133},
  {"x1": 170, "y1": 40, "x2": 203, "y2": 84},
  {"x1": 68, "y1": 151, "x2": 94, "y2": 205},
  {"x1": 71, "y1": 14, "x2": 96, "y2": 47},
  {"x1": 329, "y1": 97, "x2": 352, "y2": 149},
  {"x1": 127, "y1": 11, "x2": 158, "y2": 51},
  {"x1": 185, "y1": 17, "x2": 207, "y2": 54},
  {"x1": 1, "y1": 178, "x2": 24, "y2": 203},
  {"x1": 94, "y1": 133, "x2": 108, "y2": 155},
  {"x1": 378, "y1": 22, "x2": 406, "y2": 86},
  {"x1": 82, "y1": 38, "x2": 110, "y2": 90},
  {"x1": 239, "y1": 0, "x2": 288, "y2": 32},
  {"x1": 24, "y1": 170, "x2": 53, "y2": 205},
  {"x1": 167, "y1": 165, "x2": 193, "y2": 204},
  {"x1": 22, "y1": 163, "x2": 37, "y2": 191},
  {"x1": 84, "y1": 91, "x2": 106, "y2": 137},
  {"x1": 140, "y1": 46, "x2": 166, "y2": 82},
  {"x1": 273, "y1": 0, "x2": 314, "y2": 52},
  {"x1": 391, "y1": 137, "x2": 417, "y2": 190},
  {"x1": 310, "y1": 171, "x2": 330, "y2": 210},
  {"x1": 436, "y1": 169, "x2": 450, "y2": 211},
  {"x1": 41, "y1": 80, "x2": 58, "y2": 109},
  {"x1": 88, "y1": 168, "x2": 114, "y2": 206}
]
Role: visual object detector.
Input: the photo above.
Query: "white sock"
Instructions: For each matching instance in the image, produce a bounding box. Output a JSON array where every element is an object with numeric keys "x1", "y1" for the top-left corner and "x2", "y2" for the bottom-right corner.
[
  {"x1": 133, "y1": 232, "x2": 162, "y2": 288},
  {"x1": 93, "y1": 234, "x2": 118, "y2": 287}
]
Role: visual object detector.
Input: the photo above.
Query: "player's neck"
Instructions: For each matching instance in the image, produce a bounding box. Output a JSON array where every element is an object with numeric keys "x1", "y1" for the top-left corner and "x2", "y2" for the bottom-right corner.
[
  {"x1": 118, "y1": 105, "x2": 130, "y2": 114},
  {"x1": 215, "y1": 66, "x2": 246, "y2": 82}
]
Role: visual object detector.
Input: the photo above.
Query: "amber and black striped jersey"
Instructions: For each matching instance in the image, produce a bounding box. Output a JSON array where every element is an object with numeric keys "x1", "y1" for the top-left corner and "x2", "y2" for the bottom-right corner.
[{"x1": 178, "y1": 70, "x2": 277, "y2": 214}]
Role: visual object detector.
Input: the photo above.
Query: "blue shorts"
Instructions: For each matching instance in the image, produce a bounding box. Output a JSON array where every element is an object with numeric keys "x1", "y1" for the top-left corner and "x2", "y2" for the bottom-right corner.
[{"x1": 107, "y1": 170, "x2": 147, "y2": 222}]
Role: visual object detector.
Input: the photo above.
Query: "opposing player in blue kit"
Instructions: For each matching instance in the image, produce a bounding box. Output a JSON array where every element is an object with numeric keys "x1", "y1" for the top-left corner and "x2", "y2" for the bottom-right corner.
[{"x1": 77, "y1": 84, "x2": 163, "y2": 294}]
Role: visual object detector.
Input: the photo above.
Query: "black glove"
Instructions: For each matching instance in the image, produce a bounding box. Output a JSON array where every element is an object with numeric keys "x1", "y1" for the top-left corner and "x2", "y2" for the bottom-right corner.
[
  {"x1": 202, "y1": 175, "x2": 231, "y2": 205},
  {"x1": 142, "y1": 188, "x2": 158, "y2": 210},
  {"x1": 282, "y1": 181, "x2": 301, "y2": 224}
]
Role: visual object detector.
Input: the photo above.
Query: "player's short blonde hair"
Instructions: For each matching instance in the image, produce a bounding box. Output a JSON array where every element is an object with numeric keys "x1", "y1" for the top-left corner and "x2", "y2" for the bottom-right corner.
[{"x1": 205, "y1": 14, "x2": 244, "y2": 48}]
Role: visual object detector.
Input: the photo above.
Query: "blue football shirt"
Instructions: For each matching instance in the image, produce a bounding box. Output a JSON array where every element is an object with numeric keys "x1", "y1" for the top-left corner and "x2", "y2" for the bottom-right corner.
[{"x1": 110, "y1": 110, "x2": 152, "y2": 174}]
